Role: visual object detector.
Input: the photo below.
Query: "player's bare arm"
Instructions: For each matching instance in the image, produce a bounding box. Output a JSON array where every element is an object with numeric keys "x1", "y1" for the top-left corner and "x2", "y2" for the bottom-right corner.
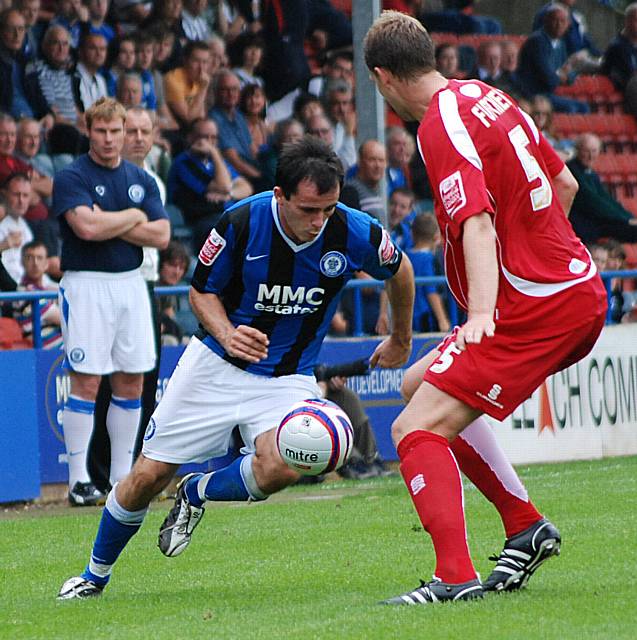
[
  {"x1": 64, "y1": 205, "x2": 147, "y2": 242},
  {"x1": 369, "y1": 254, "x2": 414, "y2": 369},
  {"x1": 551, "y1": 165, "x2": 579, "y2": 216},
  {"x1": 119, "y1": 218, "x2": 171, "y2": 249},
  {"x1": 456, "y1": 211, "x2": 498, "y2": 351},
  {"x1": 189, "y1": 288, "x2": 269, "y2": 363}
]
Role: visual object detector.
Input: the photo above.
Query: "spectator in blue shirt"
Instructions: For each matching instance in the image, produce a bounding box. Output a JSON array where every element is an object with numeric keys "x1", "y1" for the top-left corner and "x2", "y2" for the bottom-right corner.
[
  {"x1": 168, "y1": 117, "x2": 252, "y2": 250},
  {"x1": 517, "y1": 3, "x2": 590, "y2": 113},
  {"x1": 389, "y1": 187, "x2": 415, "y2": 252},
  {"x1": 134, "y1": 31, "x2": 157, "y2": 111},
  {"x1": 85, "y1": 0, "x2": 116, "y2": 43},
  {"x1": 406, "y1": 213, "x2": 449, "y2": 334},
  {"x1": 209, "y1": 69, "x2": 262, "y2": 188},
  {"x1": 533, "y1": 0, "x2": 600, "y2": 58},
  {"x1": 602, "y1": 3, "x2": 637, "y2": 92},
  {"x1": 0, "y1": 8, "x2": 52, "y2": 124}
]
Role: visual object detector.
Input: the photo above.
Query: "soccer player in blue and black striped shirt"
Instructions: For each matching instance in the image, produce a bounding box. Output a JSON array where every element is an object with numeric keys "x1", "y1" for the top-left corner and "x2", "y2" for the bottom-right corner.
[{"x1": 57, "y1": 136, "x2": 415, "y2": 600}]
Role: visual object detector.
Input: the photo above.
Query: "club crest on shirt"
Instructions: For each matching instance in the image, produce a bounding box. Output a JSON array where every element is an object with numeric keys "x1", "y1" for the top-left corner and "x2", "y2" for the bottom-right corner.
[
  {"x1": 198, "y1": 228, "x2": 226, "y2": 266},
  {"x1": 439, "y1": 171, "x2": 466, "y2": 218},
  {"x1": 320, "y1": 251, "x2": 347, "y2": 277},
  {"x1": 128, "y1": 184, "x2": 145, "y2": 203},
  {"x1": 378, "y1": 229, "x2": 399, "y2": 266},
  {"x1": 69, "y1": 347, "x2": 85, "y2": 363},
  {"x1": 95, "y1": 185, "x2": 105, "y2": 196}
]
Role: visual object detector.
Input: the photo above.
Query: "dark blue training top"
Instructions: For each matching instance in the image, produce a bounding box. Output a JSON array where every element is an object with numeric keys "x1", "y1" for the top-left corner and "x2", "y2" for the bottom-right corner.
[
  {"x1": 191, "y1": 191, "x2": 403, "y2": 377},
  {"x1": 52, "y1": 154, "x2": 167, "y2": 272}
]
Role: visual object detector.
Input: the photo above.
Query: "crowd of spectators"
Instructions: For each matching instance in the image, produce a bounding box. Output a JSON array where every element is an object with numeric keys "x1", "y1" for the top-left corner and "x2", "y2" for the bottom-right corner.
[{"x1": 2, "y1": 0, "x2": 637, "y2": 349}]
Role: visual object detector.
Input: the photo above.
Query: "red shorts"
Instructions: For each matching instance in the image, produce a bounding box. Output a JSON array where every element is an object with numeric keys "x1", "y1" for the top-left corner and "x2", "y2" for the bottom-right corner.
[{"x1": 422, "y1": 278, "x2": 608, "y2": 420}]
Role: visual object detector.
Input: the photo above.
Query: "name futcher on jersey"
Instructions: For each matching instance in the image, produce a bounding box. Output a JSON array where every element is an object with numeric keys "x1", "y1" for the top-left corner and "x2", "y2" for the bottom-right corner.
[{"x1": 192, "y1": 192, "x2": 402, "y2": 377}]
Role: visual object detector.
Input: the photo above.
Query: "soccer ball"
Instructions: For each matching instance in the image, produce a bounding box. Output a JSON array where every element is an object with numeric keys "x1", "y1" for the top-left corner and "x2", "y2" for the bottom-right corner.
[{"x1": 276, "y1": 398, "x2": 354, "y2": 476}]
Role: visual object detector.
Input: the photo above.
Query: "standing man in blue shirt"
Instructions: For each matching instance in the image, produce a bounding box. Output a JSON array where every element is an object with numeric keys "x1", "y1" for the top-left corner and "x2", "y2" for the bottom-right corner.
[
  {"x1": 57, "y1": 136, "x2": 415, "y2": 600},
  {"x1": 52, "y1": 97, "x2": 170, "y2": 507}
]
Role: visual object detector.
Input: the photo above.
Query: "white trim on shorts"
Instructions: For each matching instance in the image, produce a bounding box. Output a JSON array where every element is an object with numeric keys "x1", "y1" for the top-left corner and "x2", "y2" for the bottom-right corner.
[
  {"x1": 59, "y1": 268, "x2": 156, "y2": 375},
  {"x1": 142, "y1": 337, "x2": 321, "y2": 464}
]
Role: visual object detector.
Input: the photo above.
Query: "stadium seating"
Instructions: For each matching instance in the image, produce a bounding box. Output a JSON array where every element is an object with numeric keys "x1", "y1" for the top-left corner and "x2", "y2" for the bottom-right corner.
[
  {"x1": 0, "y1": 318, "x2": 32, "y2": 350},
  {"x1": 552, "y1": 113, "x2": 637, "y2": 152},
  {"x1": 555, "y1": 75, "x2": 624, "y2": 114}
]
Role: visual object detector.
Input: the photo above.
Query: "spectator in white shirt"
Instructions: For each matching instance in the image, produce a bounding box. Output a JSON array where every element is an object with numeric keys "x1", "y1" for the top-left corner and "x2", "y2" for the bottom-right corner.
[{"x1": 0, "y1": 172, "x2": 33, "y2": 282}]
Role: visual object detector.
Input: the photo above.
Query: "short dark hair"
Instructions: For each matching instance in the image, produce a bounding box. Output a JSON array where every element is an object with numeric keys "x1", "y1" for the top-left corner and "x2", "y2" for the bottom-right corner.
[
  {"x1": 391, "y1": 186, "x2": 415, "y2": 203},
  {"x1": 275, "y1": 136, "x2": 344, "y2": 199},
  {"x1": 364, "y1": 10, "x2": 436, "y2": 80},
  {"x1": 2, "y1": 171, "x2": 31, "y2": 190},
  {"x1": 183, "y1": 39, "x2": 210, "y2": 60},
  {"x1": 21, "y1": 239, "x2": 48, "y2": 257},
  {"x1": 160, "y1": 240, "x2": 191, "y2": 269},
  {"x1": 411, "y1": 213, "x2": 439, "y2": 243}
]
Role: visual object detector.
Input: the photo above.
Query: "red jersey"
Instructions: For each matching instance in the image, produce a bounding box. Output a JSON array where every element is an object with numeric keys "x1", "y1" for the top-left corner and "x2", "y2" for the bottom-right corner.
[{"x1": 417, "y1": 79, "x2": 597, "y2": 315}]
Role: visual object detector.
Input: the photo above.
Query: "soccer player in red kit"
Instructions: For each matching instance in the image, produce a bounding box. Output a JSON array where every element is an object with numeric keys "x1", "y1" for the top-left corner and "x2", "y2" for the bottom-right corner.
[{"x1": 364, "y1": 11, "x2": 607, "y2": 605}]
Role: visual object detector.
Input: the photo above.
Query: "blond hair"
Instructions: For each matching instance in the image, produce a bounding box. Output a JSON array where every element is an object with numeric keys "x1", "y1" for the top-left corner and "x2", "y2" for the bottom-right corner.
[
  {"x1": 85, "y1": 97, "x2": 127, "y2": 130},
  {"x1": 364, "y1": 10, "x2": 435, "y2": 81}
]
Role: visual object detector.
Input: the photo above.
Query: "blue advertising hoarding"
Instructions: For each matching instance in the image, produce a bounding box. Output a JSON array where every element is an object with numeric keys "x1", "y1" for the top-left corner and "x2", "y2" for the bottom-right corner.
[{"x1": 2, "y1": 336, "x2": 440, "y2": 499}]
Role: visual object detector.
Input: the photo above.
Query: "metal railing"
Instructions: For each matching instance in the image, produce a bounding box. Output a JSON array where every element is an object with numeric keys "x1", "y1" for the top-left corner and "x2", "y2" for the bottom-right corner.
[{"x1": 1, "y1": 271, "x2": 636, "y2": 348}]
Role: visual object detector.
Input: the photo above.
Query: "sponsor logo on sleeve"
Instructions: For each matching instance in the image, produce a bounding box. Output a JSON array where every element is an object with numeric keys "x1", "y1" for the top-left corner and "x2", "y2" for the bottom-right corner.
[
  {"x1": 439, "y1": 171, "x2": 466, "y2": 218},
  {"x1": 378, "y1": 229, "x2": 400, "y2": 266},
  {"x1": 198, "y1": 228, "x2": 226, "y2": 266}
]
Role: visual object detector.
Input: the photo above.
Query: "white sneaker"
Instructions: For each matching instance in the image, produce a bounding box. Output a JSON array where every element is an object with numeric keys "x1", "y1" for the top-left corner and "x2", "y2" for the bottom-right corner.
[
  {"x1": 157, "y1": 473, "x2": 205, "y2": 557},
  {"x1": 57, "y1": 576, "x2": 103, "y2": 600}
]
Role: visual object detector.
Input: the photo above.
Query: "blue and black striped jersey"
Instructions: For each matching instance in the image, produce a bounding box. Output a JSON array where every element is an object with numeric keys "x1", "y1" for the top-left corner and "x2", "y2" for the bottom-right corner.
[{"x1": 191, "y1": 191, "x2": 402, "y2": 376}]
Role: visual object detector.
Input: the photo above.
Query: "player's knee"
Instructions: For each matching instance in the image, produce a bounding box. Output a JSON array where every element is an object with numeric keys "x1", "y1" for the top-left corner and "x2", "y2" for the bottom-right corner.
[
  {"x1": 128, "y1": 459, "x2": 174, "y2": 498},
  {"x1": 70, "y1": 373, "x2": 100, "y2": 401},
  {"x1": 391, "y1": 414, "x2": 424, "y2": 446}
]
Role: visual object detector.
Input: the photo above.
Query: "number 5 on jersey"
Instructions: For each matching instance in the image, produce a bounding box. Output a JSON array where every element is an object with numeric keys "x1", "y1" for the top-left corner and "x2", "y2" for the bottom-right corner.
[{"x1": 508, "y1": 124, "x2": 552, "y2": 212}]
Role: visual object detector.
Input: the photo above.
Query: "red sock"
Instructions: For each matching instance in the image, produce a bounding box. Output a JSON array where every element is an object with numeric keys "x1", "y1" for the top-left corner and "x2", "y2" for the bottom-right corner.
[
  {"x1": 398, "y1": 430, "x2": 477, "y2": 584},
  {"x1": 451, "y1": 432, "x2": 542, "y2": 538}
]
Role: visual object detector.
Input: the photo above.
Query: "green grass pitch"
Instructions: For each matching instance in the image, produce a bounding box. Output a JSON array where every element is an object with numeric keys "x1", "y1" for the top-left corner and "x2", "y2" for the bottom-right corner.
[{"x1": 1, "y1": 457, "x2": 636, "y2": 640}]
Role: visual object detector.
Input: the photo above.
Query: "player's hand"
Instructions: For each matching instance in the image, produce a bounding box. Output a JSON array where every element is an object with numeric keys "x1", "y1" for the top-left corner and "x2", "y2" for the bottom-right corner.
[
  {"x1": 369, "y1": 335, "x2": 411, "y2": 369},
  {"x1": 455, "y1": 313, "x2": 495, "y2": 351},
  {"x1": 225, "y1": 324, "x2": 269, "y2": 363}
]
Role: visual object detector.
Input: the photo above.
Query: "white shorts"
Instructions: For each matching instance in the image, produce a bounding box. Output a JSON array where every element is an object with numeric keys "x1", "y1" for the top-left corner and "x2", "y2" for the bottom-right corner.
[
  {"x1": 59, "y1": 269, "x2": 156, "y2": 375},
  {"x1": 142, "y1": 337, "x2": 321, "y2": 464}
]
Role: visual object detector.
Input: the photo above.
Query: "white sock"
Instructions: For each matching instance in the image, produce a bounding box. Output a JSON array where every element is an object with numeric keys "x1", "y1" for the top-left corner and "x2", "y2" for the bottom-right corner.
[
  {"x1": 62, "y1": 395, "x2": 95, "y2": 489},
  {"x1": 106, "y1": 396, "x2": 141, "y2": 485}
]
